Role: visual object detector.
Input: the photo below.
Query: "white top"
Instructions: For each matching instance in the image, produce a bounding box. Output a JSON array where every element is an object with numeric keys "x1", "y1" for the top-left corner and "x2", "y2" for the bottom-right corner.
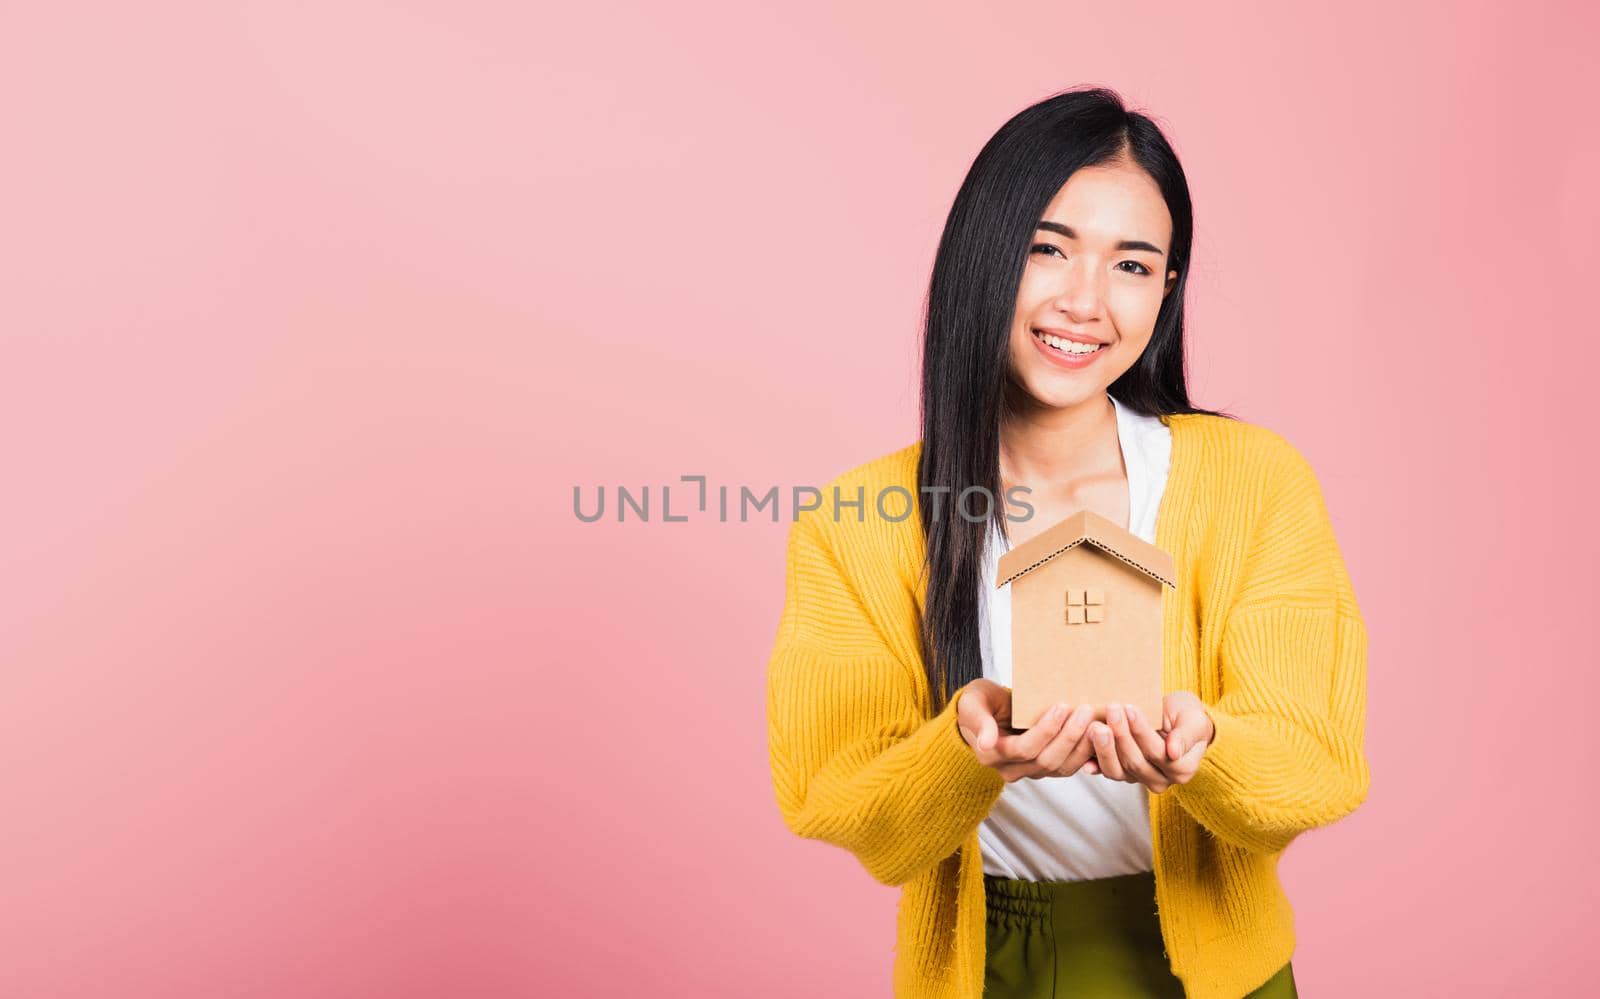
[{"x1": 977, "y1": 392, "x2": 1174, "y2": 881}]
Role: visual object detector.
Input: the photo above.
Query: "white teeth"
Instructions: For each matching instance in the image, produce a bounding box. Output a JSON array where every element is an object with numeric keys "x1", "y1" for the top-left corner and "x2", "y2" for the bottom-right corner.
[{"x1": 1035, "y1": 331, "x2": 1102, "y2": 354}]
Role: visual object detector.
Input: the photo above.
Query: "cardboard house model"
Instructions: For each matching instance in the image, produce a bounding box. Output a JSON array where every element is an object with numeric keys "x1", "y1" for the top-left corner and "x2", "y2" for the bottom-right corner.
[{"x1": 996, "y1": 508, "x2": 1178, "y2": 730}]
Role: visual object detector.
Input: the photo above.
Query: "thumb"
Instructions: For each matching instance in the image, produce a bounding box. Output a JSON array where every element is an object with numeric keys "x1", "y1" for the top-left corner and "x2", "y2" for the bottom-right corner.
[
  {"x1": 1168, "y1": 707, "x2": 1212, "y2": 761},
  {"x1": 979, "y1": 715, "x2": 997, "y2": 752},
  {"x1": 1162, "y1": 700, "x2": 1180, "y2": 734},
  {"x1": 958, "y1": 684, "x2": 998, "y2": 751}
]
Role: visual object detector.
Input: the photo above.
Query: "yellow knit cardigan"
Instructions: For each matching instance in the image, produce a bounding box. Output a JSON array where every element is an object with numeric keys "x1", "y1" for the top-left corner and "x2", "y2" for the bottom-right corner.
[{"x1": 765, "y1": 413, "x2": 1370, "y2": 999}]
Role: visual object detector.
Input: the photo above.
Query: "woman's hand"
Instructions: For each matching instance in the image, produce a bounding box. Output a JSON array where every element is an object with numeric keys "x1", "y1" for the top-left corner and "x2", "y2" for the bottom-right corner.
[
  {"x1": 957, "y1": 679, "x2": 1099, "y2": 783},
  {"x1": 1087, "y1": 692, "x2": 1215, "y2": 793}
]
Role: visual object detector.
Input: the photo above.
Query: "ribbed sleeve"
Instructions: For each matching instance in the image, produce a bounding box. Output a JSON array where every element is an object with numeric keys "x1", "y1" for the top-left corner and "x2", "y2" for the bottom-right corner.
[
  {"x1": 1170, "y1": 440, "x2": 1371, "y2": 854},
  {"x1": 765, "y1": 508, "x2": 1006, "y2": 887},
  {"x1": 763, "y1": 422, "x2": 1371, "y2": 998}
]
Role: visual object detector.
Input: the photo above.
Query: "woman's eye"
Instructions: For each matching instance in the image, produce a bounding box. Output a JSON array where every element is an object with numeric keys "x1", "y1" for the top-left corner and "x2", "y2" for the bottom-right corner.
[
  {"x1": 1117, "y1": 261, "x2": 1152, "y2": 275},
  {"x1": 1030, "y1": 243, "x2": 1065, "y2": 258}
]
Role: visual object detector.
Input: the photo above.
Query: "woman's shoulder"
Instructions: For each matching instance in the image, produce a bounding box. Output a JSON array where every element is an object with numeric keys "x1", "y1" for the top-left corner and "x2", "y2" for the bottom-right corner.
[
  {"x1": 1168, "y1": 411, "x2": 1318, "y2": 477},
  {"x1": 817, "y1": 440, "x2": 921, "y2": 496},
  {"x1": 787, "y1": 440, "x2": 922, "y2": 567},
  {"x1": 1167, "y1": 411, "x2": 1334, "y2": 523}
]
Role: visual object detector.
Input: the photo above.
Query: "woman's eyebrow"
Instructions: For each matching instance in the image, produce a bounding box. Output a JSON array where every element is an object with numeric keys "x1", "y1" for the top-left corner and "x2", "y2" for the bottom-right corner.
[{"x1": 1036, "y1": 220, "x2": 1165, "y2": 256}]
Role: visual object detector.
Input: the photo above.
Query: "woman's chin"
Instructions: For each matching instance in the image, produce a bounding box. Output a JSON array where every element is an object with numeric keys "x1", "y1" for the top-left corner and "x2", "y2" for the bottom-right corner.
[{"x1": 1018, "y1": 373, "x2": 1107, "y2": 411}]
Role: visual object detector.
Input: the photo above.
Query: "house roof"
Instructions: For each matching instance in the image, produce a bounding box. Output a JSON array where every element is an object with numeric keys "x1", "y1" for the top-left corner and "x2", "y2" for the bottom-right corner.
[{"x1": 996, "y1": 508, "x2": 1177, "y2": 589}]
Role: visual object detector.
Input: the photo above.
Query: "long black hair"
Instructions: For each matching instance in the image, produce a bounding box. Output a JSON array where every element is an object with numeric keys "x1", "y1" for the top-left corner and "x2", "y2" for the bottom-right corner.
[{"x1": 918, "y1": 86, "x2": 1231, "y2": 714}]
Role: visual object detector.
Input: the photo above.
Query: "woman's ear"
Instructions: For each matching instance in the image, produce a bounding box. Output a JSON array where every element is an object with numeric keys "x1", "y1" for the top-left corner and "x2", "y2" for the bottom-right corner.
[{"x1": 1164, "y1": 269, "x2": 1178, "y2": 297}]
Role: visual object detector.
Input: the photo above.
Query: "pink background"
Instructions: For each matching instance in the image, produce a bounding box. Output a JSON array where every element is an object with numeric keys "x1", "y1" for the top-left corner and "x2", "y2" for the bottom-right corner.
[{"x1": 2, "y1": 1, "x2": 1595, "y2": 995}]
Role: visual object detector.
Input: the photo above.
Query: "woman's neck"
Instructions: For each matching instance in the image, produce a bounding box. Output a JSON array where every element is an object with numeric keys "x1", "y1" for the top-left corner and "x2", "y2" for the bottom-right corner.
[{"x1": 999, "y1": 391, "x2": 1121, "y2": 488}]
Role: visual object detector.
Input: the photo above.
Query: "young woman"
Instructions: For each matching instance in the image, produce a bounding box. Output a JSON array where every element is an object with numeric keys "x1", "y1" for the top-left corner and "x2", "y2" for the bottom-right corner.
[{"x1": 766, "y1": 87, "x2": 1369, "y2": 999}]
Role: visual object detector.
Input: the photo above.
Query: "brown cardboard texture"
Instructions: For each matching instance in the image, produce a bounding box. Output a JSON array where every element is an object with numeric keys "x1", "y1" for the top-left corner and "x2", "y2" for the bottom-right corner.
[{"x1": 996, "y1": 509, "x2": 1177, "y2": 730}]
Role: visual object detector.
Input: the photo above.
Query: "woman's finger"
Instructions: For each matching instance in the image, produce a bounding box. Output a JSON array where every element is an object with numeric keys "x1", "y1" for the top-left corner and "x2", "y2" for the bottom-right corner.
[
  {"x1": 957, "y1": 681, "x2": 1007, "y2": 755},
  {"x1": 1165, "y1": 704, "x2": 1214, "y2": 763},
  {"x1": 998, "y1": 760, "x2": 1038, "y2": 782},
  {"x1": 1056, "y1": 725, "x2": 1099, "y2": 778},
  {"x1": 1036, "y1": 707, "x2": 1100, "y2": 778},
  {"x1": 1033, "y1": 704, "x2": 1095, "y2": 775},
  {"x1": 1108, "y1": 704, "x2": 1167, "y2": 791},
  {"x1": 991, "y1": 703, "x2": 1069, "y2": 764},
  {"x1": 1089, "y1": 720, "x2": 1125, "y2": 780},
  {"x1": 961, "y1": 715, "x2": 998, "y2": 758},
  {"x1": 1164, "y1": 733, "x2": 1210, "y2": 784},
  {"x1": 1124, "y1": 705, "x2": 1168, "y2": 763},
  {"x1": 1128, "y1": 705, "x2": 1182, "y2": 783}
]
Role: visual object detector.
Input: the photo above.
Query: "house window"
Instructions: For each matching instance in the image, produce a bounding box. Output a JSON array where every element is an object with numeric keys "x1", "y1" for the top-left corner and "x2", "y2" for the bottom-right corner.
[{"x1": 1065, "y1": 587, "x2": 1104, "y2": 625}]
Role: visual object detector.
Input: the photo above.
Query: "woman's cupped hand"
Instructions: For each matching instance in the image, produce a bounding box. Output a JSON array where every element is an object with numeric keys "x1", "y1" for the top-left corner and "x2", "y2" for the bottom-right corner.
[
  {"x1": 957, "y1": 680, "x2": 1214, "y2": 792},
  {"x1": 956, "y1": 678, "x2": 1097, "y2": 783}
]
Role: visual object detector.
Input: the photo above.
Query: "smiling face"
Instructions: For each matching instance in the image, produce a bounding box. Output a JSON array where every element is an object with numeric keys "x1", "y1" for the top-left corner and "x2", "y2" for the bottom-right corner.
[{"x1": 1007, "y1": 156, "x2": 1179, "y2": 412}]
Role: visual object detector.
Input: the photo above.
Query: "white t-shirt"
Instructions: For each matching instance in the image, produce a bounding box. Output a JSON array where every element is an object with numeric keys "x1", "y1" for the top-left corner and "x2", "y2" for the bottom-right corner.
[{"x1": 977, "y1": 393, "x2": 1173, "y2": 881}]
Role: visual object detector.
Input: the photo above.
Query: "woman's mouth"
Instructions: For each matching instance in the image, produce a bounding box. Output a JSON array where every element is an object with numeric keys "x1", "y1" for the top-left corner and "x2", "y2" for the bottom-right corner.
[{"x1": 1031, "y1": 329, "x2": 1107, "y2": 369}]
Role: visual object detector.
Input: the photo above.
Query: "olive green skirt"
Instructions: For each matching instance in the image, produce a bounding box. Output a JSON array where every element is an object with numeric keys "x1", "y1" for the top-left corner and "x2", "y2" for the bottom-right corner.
[{"x1": 983, "y1": 871, "x2": 1297, "y2": 998}]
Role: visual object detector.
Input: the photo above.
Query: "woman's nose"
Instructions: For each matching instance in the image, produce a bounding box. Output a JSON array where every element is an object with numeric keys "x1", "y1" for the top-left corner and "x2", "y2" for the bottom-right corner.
[{"x1": 1050, "y1": 265, "x2": 1105, "y2": 320}]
